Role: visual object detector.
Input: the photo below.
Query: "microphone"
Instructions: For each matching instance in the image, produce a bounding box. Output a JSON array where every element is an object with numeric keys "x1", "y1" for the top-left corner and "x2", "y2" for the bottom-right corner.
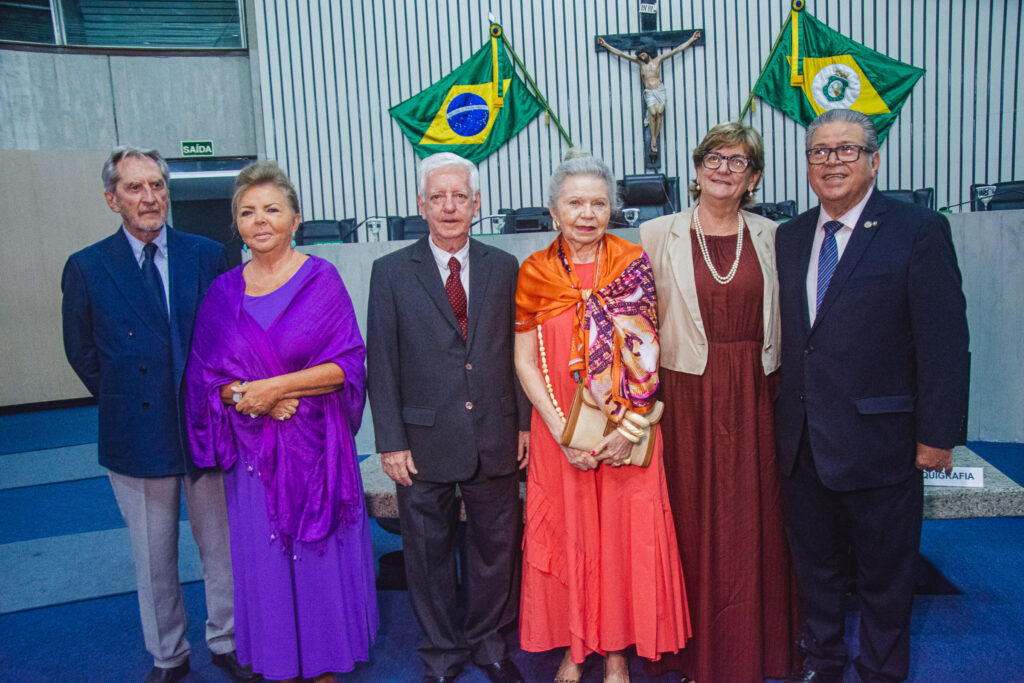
[
  {"x1": 941, "y1": 187, "x2": 1024, "y2": 211},
  {"x1": 938, "y1": 198, "x2": 975, "y2": 211}
]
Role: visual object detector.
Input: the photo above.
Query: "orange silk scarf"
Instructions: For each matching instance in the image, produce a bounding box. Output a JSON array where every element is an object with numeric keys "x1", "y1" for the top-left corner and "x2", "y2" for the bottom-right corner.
[{"x1": 516, "y1": 233, "x2": 660, "y2": 419}]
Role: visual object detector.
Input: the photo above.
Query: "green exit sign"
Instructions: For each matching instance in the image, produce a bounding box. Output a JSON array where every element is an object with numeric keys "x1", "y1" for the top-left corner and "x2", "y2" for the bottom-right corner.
[{"x1": 181, "y1": 140, "x2": 214, "y2": 157}]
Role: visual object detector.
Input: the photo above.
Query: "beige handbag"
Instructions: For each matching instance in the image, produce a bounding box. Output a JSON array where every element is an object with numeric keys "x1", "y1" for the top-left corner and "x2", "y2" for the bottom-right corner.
[{"x1": 559, "y1": 382, "x2": 664, "y2": 468}]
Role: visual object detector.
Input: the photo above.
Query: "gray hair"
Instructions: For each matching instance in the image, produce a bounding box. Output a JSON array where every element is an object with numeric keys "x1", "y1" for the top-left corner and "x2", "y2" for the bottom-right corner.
[
  {"x1": 805, "y1": 109, "x2": 880, "y2": 153},
  {"x1": 416, "y1": 152, "x2": 480, "y2": 197},
  {"x1": 547, "y1": 147, "x2": 622, "y2": 212},
  {"x1": 102, "y1": 146, "x2": 169, "y2": 194}
]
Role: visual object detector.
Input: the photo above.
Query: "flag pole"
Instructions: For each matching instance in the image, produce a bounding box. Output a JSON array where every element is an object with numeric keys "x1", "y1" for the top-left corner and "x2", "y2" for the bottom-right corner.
[
  {"x1": 491, "y1": 18, "x2": 573, "y2": 146},
  {"x1": 738, "y1": 4, "x2": 800, "y2": 122}
]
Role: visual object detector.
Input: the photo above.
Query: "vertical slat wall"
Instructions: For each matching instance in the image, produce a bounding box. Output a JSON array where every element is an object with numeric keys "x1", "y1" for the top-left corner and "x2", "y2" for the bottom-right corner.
[{"x1": 251, "y1": 0, "x2": 1024, "y2": 231}]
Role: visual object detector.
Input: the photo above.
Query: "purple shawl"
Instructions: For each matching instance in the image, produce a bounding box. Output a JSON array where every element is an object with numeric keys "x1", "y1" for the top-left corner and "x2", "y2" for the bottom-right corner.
[{"x1": 185, "y1": 255, "x2": 366, "y2": 548}]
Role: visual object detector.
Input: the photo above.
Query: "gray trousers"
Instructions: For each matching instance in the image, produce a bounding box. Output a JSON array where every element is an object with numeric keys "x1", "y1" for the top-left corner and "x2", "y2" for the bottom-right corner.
[{"x1": 108, "y1": 469, "x2": 235, "y2": 668}]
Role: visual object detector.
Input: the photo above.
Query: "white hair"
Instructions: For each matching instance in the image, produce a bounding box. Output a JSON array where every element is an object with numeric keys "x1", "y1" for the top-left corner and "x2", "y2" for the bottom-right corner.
[{"x1": 416, "y1": 152, "x2": 480, "y2": 197}]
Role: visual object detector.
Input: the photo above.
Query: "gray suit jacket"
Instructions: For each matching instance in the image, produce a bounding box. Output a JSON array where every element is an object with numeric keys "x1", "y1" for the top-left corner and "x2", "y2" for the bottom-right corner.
[{"x1": 366, "y1": 236, "x2": 529, "y2": 483}]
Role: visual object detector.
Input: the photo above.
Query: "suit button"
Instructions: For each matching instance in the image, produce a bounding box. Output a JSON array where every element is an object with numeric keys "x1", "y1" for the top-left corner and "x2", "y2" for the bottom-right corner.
[
  {"x1": 139, "y1": 365, "x2": 148, "y2": 373},
  {"x1": 465, "y1": 401, "x2": 473, "y2": 410},
  {"x1": 465, "y1": 363, "x2": 472, "y2": 371},
  {"x1": 141, "y1": 401, "x2": 150, "y2": 408}
]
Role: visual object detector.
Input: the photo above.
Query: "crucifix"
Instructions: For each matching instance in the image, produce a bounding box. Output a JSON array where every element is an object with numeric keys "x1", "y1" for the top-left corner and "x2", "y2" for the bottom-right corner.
[{"x1": 596, "y1": 1, "x2": 703, "y2": 170}]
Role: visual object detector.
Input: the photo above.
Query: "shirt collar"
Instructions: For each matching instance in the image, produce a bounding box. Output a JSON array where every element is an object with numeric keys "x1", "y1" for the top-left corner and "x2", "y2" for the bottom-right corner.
[
  {"x1": 122, "y1": 224, "x2": 168, "y2": 264},
  {"x1": 428, "y1": 236, "x2": 470, "y2": 272},
  {"x1": 817, "y1": 186, "x2": 875, "y2": 232}
]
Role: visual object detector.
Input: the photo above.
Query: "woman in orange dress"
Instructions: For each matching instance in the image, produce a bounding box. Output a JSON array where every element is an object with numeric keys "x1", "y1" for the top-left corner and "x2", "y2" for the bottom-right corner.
[{"x1": 514, "y1": 150, "x2": 691, "y2": 683}]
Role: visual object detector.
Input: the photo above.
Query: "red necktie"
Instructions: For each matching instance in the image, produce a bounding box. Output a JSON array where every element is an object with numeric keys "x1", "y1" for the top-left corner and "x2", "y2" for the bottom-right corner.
[{"x1": 445, "y1": 256, "x2": 467, "y2": 340}]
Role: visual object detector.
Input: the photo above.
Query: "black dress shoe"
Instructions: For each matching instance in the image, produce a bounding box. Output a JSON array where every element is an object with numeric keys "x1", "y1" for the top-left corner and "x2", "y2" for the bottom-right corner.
[
  {"x1": 144, "y1": 660, "x2": 190, "y2": 683},
  {"x1": 212, "y1": 650, "x2": 262, "y2": 682},
  {"x1": 784, "y1": 663, "x2": 843, "y2": 683},
  {"x1": 421, "y1": 676, "x2": 458, "y2": 683},
  {"x1": 480, "y1": 658, "x2": 525, "y2": 683}
]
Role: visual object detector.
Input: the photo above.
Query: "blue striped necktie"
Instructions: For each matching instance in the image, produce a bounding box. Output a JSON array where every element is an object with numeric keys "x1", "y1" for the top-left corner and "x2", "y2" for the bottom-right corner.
[{"x1": 816, "y1": 220, "x2": 844, "y2": 313}]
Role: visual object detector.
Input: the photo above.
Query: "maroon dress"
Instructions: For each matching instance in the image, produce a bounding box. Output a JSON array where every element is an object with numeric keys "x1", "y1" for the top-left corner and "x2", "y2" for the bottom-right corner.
[{"x1": 650, "y1": 229, "x2": 798, "y2": 682}]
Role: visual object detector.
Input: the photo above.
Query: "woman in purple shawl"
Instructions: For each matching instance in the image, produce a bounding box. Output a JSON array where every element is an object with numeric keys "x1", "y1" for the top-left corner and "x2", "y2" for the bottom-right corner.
[{"x1": 185, "y1": 161, "x2": 377, "y2": 681}]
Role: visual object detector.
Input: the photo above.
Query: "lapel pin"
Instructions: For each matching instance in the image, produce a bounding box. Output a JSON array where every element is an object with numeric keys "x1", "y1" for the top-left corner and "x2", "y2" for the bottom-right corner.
[{"x1": 863, "y1": 220, "x2": 877, "y2": 229}]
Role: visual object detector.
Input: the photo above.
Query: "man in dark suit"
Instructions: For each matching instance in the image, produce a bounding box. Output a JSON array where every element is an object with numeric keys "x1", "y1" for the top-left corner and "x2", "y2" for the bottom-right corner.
[
  {"x1": 367, "y1": 152, "x2": 529, "y2": 683},
  {"x1": 774, "y1": 110, "x2": 969, "y2": 683},
  {"x1": 62, "y1": 147, "x2": 256, "y2": 683}
]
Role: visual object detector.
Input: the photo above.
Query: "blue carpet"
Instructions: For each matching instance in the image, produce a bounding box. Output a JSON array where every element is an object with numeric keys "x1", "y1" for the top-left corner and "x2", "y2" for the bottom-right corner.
[
  {"x1": 968, "y1": 440, "x2": 1024, "y2": 486},
  {"x1": 0, "y1": 476, "x2": 185, "y2": 544},
  {"x1": 2, "y1": 406, "x2": 1023, "y2": 681},
  {"x1": 0, "y1": 405, "x2": 97, "y2": 454}
]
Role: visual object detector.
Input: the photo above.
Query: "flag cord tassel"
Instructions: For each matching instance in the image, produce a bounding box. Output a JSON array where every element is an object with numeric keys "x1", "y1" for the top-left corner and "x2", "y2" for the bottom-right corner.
[{"x1": 499, "y1": 31, "x2": 573, "y2": 146}]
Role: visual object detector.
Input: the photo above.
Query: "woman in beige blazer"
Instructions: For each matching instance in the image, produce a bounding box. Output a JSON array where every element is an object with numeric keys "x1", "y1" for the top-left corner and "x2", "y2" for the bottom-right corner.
[{"x1": 639, "y1": 122, "x2": 797, "y2": 683}]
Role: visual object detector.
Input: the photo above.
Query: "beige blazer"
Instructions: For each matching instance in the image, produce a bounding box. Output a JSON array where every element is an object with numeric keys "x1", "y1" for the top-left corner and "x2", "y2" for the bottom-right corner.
[{"x1": 639, "y1": 204, "x2": 781, "y2": 375}]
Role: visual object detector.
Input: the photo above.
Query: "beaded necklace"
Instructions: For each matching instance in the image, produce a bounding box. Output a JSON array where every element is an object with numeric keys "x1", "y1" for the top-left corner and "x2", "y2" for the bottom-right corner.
[{"x1": 692, "y1": 202, "x2": 744, "y2": 285}]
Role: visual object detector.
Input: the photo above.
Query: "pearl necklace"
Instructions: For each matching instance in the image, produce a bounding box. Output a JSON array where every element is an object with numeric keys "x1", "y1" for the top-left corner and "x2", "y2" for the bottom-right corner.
[
  {"x1": 536, "y1": 325, "x2": 566, "y2": 424},
  {"x1": 692, "y1": 203, "x2": 744, "y2": 285}
]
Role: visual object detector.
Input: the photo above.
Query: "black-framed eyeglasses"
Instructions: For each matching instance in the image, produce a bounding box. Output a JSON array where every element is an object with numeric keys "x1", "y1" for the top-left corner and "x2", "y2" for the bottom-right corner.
[
  {"x1": 701, "y1": 152, "x2": 752, "y2": 173},
  {"x1": 805, "y1": 144, "x2": 871, "y2": 165}
]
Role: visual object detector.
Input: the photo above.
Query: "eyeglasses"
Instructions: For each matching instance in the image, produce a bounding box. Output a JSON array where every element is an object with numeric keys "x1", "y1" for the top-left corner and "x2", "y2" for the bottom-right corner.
[
  {"x1": 701, "y1": 152, "x2": 753, "y2": 173},
  {"x1": 805, "y1": 144, "x2": 871, "y2": 165}
]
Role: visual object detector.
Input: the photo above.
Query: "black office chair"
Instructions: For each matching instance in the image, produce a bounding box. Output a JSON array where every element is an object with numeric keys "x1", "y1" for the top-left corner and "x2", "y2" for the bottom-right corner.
[
  {"x1": 503, "y1": 207, "x2": 553, "y2": 233},
  {"x1": 970, "y1": 181, "x2": 1024, "y2": 211},
  {"x1": 400, "y1": 215, "x2": 430, "y2": 240},
  {"x1": 880, "y1": 188, "x2": 935, "y2": 210},
  {"x1": 748, "y1": 201, "x2": 797, "y2": 221},
  {"x1": 617, "y1": 174, "x2": 680, "y2": 225},
  {"x1": 338, "y1": 218, "x2": 358, "y2": 243},
  {"x1": 296, "y1": 220, "x2": 340, "y2": 245}
]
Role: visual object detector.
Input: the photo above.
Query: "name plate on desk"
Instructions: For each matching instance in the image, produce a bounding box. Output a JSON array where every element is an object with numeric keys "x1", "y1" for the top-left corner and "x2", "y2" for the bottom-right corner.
[{"x1": 923, "y1": 467, "x2": 984, "y2": 487}]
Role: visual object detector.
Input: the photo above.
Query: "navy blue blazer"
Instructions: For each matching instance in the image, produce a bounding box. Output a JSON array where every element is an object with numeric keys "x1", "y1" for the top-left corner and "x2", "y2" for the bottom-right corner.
[
  {"x1": 62, "y1": 227, "x2": 227, "y2": 477},
  {"x1": 366, "y1": 237, "x2": 530, "y2": 483},
  {"x1": 773, "y1": 191, "x2": 969, "y2": 491}
]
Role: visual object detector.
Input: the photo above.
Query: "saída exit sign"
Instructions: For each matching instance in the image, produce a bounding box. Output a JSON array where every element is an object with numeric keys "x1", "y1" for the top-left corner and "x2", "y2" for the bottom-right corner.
[{"x1": 181, "y1": 140, "x2": 214, "y2": 157}]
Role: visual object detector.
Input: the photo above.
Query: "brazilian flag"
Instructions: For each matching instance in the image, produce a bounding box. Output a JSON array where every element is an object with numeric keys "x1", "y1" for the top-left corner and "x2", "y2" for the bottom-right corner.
[
  {"x1": 752, "y1": 10, "x2": 923, "y2": 142},
  {"x1": 389, "y1": 25, "x2": 543, "y2": 164}
]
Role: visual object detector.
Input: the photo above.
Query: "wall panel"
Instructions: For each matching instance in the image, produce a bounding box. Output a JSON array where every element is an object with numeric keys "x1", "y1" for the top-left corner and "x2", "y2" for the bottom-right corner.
[{"x1": 251, "y1": 0, "x2": 1024, "y2": 232}]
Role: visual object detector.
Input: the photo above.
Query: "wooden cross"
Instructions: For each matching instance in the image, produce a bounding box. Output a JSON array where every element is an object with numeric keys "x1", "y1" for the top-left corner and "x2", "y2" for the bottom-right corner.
[{"x1": 596, "y1": 1, "x2": 703, "y2": 170}]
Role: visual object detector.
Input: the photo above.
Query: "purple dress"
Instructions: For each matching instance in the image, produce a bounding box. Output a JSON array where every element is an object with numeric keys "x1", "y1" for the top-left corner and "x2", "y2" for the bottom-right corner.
[{"x1": 185, "y1": 256, "x2": 378, "y2": 679}]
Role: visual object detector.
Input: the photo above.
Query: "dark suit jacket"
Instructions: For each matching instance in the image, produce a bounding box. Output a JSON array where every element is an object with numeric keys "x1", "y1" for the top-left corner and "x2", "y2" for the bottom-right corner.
[
  {"x1": 62, "y1": 227, "x2": 227, "y2": 477},
  {"x1": 366, "y1": 236, "x2": 529, "y2": 483},
  {"x1": 774, "y1": 190, "x2": 969, "y2": 491}
]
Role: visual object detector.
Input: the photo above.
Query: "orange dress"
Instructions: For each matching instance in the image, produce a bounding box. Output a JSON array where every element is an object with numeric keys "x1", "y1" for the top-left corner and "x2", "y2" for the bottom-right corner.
[{"x1": 519, "y1": 262, "x2": 692, "y2": 664}]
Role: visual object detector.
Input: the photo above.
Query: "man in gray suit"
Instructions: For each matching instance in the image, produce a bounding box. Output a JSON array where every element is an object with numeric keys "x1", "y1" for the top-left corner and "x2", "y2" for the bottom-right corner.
[{"x1": 367, "y1": 152, "x2": 529, "y2": 683}]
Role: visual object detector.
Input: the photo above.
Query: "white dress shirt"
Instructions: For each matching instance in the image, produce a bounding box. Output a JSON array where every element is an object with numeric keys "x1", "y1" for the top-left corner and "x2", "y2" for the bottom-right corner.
[
  {"x1": 806, "y1": 187, "x2": 874, "y2": 323},
  {"x1": 429, "y1": 237, "x2": 471, "y2": 302},
  {"x1": 123, "y1": 225, "x2": 170, "y2": 314}
]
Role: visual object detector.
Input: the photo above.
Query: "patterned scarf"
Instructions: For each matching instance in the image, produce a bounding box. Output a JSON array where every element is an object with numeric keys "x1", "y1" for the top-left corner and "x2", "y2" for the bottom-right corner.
[{"x1": 516, "y1": 233, "x2": 659, "y2": 420}]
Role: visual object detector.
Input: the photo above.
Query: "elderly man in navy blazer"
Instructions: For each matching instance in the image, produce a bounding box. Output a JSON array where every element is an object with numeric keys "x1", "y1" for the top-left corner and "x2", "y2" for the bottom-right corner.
[
  {"x1": 61, "y1": 147, "x2": 256, "y2": 683},
  {"x1": 367, "y1": 152, "x2": 529, "y2": 683},
  {"x1": 774, "y1": 110, "x2": 969, "y2": 683}
]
